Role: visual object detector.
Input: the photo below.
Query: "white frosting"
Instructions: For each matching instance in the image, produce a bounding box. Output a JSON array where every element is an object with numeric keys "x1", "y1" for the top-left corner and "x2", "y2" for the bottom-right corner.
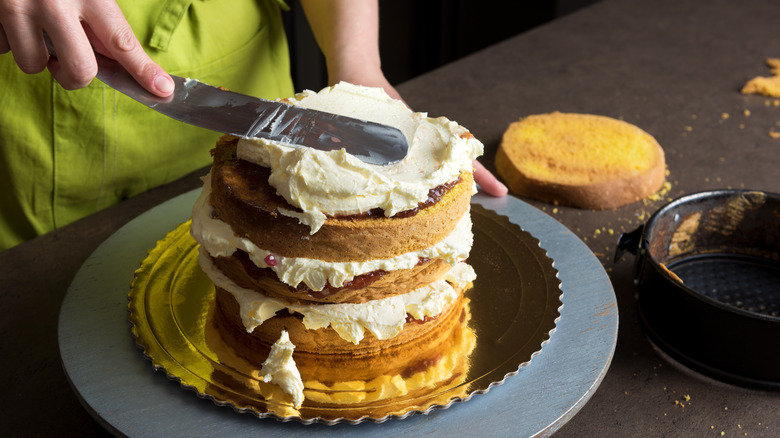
[
  {"x1": 258, "y1": 330, "x2": 304, "y2": 408},
  {"x1": 191, "y1": 174, "x2": 473, "y2": 291},
  {"x1": 199, "y1": 248, "x2": 475, "y2": 344},
  {"x1": 236, "y1": 82, "x2": 483, "y2": 233}
]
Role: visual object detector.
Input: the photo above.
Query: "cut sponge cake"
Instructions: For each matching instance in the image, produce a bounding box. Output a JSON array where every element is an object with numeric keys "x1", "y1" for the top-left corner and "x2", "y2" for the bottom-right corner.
[{"x1": 495, "y1": 112, "x2": 666, "y2": 209}]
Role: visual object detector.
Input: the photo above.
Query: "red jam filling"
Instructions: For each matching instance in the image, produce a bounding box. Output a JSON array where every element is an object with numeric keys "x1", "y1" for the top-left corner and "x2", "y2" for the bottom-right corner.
[
  {"x1": 405, "y1": 314, "x2": 439, "y2": 324},
  {"x1": 333, "y1": 178, "x2": 460, "y2": 220}
]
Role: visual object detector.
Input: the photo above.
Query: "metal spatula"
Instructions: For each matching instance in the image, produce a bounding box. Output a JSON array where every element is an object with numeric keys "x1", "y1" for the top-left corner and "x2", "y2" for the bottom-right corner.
[{"x1": 44, "y1": 34, "x2": 409, "y2": 165}]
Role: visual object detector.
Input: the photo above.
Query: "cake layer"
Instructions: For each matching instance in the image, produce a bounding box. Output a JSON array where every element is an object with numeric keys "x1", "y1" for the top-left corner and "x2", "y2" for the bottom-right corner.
[
  {"x1": 209, "y1": 135, "x2": 475, "y2": 262},
  {"x1": 199, "y1": 247, "x2": 475, "y2": 347},
  {"x1": 211, "y1": 252, "x2": 452, "y2": 305},
  {"x1": 215, "y1": 285, "x2": 466, "y2": 355}
]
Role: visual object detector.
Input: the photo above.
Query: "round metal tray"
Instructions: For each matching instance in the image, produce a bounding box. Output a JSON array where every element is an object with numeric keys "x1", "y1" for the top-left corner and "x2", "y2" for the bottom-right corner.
[{"x1": 59, "y1": 191, "x2": 617, "y2": 437}]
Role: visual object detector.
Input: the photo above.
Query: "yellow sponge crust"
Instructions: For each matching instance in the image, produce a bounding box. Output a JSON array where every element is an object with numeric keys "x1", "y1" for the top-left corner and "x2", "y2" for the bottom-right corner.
[{"x1": 496, "y1": 112, "x2": 666, "y2": 209}]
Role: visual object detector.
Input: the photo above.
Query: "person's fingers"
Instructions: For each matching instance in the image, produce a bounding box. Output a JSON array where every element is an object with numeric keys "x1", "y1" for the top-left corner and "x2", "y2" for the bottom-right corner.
[
  {"x1": 43, "y1": 18, "x2": 98, "y2": 89},
  {"x1": 0, "y1": 23, "x2": 10, "y2": 53},
  {"x1": 82, "y1": 6, "x2": 174, "y2": 96},
  {"x1": 473, "y1": 160, "x2": 508, "y2": 197},
  {"x1": 0, "y1": 3, "x2": 48, "y2": 74},
  {"x1": 1, "y1": 0, "x2": 172, "y2": 95},
  {"x1": 1, "y1": 0, "x2": 101, "y2": 87}
]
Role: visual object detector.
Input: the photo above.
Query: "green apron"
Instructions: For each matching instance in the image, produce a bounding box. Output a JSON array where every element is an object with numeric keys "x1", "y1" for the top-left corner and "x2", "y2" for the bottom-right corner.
[{"x1": 0, "y1": 0, "x2": 294, "y2": 251}]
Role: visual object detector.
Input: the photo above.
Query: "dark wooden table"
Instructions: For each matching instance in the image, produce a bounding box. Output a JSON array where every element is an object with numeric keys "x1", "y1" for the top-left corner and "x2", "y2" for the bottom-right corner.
[{"x1": 3, "y1": 0, "x2": 779, "y2": 435}]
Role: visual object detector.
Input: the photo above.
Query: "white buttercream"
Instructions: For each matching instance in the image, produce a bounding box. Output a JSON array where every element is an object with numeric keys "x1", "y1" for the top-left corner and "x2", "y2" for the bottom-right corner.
[
  {"x1": 236, "y1": 82, "x2": 483, "y2": 233},
  {"x1": 198, "y1": 248, "x2": 475, "y2": 344},
  {"x1": 258, "y1": 330, "x2": 304, "y2": 408},
  {"x1": 191, "y1": 174, "x2": 473, "y2": 291}
]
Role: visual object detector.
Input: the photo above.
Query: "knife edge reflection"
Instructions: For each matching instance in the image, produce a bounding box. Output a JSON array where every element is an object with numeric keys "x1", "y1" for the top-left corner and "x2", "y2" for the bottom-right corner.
[{"x1": 100, "y1": 63, "x2": 409, "y2": 165}]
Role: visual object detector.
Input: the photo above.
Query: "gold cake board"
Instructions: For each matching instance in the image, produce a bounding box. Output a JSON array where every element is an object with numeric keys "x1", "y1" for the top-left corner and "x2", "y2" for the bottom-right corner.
[{"x1": 127, "y1": 204, "x2": 562, "y2": 424}]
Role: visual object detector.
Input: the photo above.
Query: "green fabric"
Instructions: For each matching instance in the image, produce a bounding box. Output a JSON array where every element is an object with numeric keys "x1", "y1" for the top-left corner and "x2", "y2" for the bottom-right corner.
[{"x1": 0, "y1": 0, "x2": 294, "y2": 251}]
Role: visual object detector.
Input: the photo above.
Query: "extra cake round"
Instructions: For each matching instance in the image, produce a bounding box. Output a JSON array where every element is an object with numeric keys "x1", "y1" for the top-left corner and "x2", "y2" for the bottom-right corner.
[
  {"x1": 190, "y1": 82, "x2": 483, "y2": 407},
  {"x1": 495, "y1": 112, "x2": 666, "y2": 209}
]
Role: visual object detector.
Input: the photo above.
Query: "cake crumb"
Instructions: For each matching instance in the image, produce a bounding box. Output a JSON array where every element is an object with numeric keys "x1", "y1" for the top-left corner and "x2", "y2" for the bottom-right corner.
[
  {"x1": 769, "y1": 130, "x2": 780, "y2": 139},
  {"x1": 646, "y1": 181, "x2": 672, "y2": 201},
  {"x1": 742, "y1": 58, "x2": 780, "y2": 97},
  {"x1": 744, "y1": 109, "x2": 751, "y2": 116},
  {"x1": 722, "y1": 112, "x2": 730, "y2": 119}
]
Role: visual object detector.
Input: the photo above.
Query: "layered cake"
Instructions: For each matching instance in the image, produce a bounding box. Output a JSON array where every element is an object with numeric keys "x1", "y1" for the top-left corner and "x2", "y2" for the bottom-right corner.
[{"x1": 190, "y1": 82, "x2": 483, "y2": 408}]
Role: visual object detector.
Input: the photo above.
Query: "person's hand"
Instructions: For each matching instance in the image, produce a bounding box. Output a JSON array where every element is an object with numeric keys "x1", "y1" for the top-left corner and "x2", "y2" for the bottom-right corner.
[
  {"x1": 300, "y1": 0, "x2": 397, "y2": 94},
  {"x1": 473, "y1": 160, "x2": 508, "y2": 197},
  {"x1": 0, "y1": 0, "x2": 173, "y2": 96}
]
